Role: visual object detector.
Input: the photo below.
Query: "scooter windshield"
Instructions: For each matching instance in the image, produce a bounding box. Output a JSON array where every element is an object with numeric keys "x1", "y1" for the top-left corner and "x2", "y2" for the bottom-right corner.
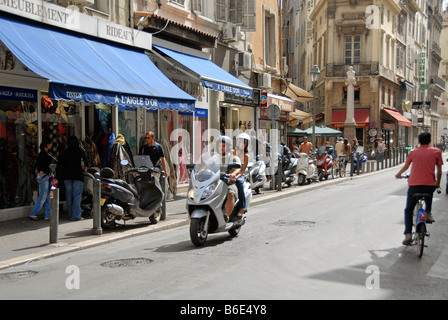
[{"x1": 193, "y1": 155, "x2": 221, "y2": 183}]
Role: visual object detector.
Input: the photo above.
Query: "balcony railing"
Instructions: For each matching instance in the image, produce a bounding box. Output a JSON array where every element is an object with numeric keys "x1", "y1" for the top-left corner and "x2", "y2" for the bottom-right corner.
[
  {"x1": 430, "y1": 76, "x2": 446, "y2": 90},
  {"x1": 326, "y1": 62, "x2": 379, "y2": 77}
]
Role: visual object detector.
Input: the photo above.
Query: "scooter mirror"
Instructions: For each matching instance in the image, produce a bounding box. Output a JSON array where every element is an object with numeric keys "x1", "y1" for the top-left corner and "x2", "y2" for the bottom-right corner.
[{"x1": 120, "y1": 159, "x2": 129, "y2": 166}]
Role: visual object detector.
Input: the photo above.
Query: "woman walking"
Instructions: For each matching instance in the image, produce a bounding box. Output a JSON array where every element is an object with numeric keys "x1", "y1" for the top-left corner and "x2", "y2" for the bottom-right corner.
[
  {"x1": 58, "y1": 136, "x2": 86, "y2": 221},
  {"x1": 29, "y1": 138, "x2": 53, "y2": 221}
]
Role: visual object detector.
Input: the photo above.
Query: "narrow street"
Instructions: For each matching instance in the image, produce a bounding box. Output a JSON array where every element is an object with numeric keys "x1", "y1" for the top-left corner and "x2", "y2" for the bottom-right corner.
[{"x1": 1, "y1": 167, "x2": 447, "y2": 300}]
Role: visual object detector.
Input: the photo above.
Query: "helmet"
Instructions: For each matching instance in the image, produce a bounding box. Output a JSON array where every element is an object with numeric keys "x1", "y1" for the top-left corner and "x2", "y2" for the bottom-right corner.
[
  {"x1": 236, "y1": 132, "x2": 251, "y2": 151},
  {"x1": 216, "y1": 136, "x2": 233, "y2": 154}
]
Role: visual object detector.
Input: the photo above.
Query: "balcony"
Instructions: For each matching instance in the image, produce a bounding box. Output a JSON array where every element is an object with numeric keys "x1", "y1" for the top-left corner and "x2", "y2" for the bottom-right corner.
[
  {"x1": 430, "y1": 76, "x2": 446, "y2": 91},
  {"x1": 431, "y1": 42, "x2": 442, "y2": 60},
  {"x1": 326, "y1": 62, "x2": 379, "y2": 78}
]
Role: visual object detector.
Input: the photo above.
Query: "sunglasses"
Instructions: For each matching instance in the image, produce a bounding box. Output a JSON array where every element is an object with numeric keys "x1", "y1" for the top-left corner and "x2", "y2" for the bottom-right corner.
[{"x1": 145, "y1": 137, "x2": 154, "y2": 140}]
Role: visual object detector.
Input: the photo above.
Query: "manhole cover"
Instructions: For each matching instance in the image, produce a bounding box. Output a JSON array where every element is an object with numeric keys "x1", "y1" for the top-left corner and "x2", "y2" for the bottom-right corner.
[
  {"x1": 276, "y1": 220, "x2": 316, "y2": 227},
  {"x1": 0, "y1": 271, "x2": 38, "y2": 280},
  {"x1": 101, "y1": 258, "x2": 153, "y2": 268}
]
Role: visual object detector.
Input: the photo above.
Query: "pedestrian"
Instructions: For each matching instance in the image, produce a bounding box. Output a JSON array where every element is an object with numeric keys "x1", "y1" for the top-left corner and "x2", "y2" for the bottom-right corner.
[
  {"x1": 58, "y1": 136, "x2": 86, "y2": 221},
  {"x1": 139, "y1": 131, "x2": 168, "y2": 177},
  {"x1": 395, "y1": 132, "x2": 443, "y2": 245},
  {"x1": 335, "y1": 137, "x2": 343, "y2": 156},
  {"x1": 299, "y1": 136, "x2": 313, "y2": 155},
  {"x1": 29, "y1": 138, "x2": 53, "y2": 221}
]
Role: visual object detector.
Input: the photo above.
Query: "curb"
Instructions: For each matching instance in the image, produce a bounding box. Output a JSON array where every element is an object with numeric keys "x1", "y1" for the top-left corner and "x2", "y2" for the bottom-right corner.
[{"x1": 0, "y1": 165, "x2": 399, "y2": 271}]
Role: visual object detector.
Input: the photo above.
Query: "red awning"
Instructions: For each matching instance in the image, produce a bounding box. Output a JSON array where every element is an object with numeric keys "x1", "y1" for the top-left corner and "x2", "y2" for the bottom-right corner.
[
  {"x1": 332, "y1": 109, "x2": 370, "y2": 128},
  {"x1": 382, "y1": 108, "x2": 412, "y2": 127}
]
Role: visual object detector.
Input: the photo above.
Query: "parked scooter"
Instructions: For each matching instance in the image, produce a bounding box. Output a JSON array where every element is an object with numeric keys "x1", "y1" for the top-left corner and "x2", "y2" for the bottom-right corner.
[
  {"x1": 352, "y1": 146, "x2": 368, "y2": 173},
  {"x1": 272, "y1": 145, "x2": 298, "y2": 188},
  {"x1": 80, "y1": 167, "x2": 100, "y2": 218},
  {"x1": 99, "y1": 156, "x2": 164, "y2": 228},
  {"x1": 245, "y1": 156, "x2": 267, "y2": 194},
  {"x1": 296, "y1": 152, "x2": 318, "y2": 185},
  {"x1": 186, "y1": 159, "x2": 252, "y2": 247},
  {"x1": 316, "y1": 146, "x2": 334, "y2": 181}
]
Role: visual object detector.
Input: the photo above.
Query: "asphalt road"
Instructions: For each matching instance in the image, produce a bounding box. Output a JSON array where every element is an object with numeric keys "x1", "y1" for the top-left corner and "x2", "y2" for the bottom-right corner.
[{"x1": 1, "y1": 167, "x2": 448, "y2": 301}]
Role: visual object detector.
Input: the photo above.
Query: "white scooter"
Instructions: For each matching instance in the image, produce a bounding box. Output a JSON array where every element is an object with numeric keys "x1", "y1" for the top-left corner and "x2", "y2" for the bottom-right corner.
[
  {"x1": 296, "y1": 152, "x2": 318, "y2": 185},
  {"x1": 245, "y1": 156, "x2": 267, "y2": 194},
  {"x1": 186, "y1": 159, "x2": 252, "y2": 247}
]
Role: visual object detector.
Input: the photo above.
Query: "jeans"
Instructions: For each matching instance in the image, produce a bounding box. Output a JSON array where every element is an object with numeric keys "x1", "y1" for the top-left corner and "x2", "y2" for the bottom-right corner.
[
  {"x1": 30, "y1": 175, "x2": 51, "y2": 219},
  {"x1": 404, "y1": 185, "x2": 436, "y2": 234},
  {"x1": 64, "y1": 180, "x2": 84, "y2": 221},
  {"x1": 235, "y1": 176, "x2": 246, "y2": 211}
]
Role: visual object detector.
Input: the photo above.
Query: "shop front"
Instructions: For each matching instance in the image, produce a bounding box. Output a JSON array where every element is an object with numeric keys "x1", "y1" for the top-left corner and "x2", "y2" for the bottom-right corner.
[
  {"x1": 331, "y1": 108, "x2": 370, "y2": 146},
  {"x1": 0, "y1": 12, "x2": 195, "y2": 218},
  {"x1": 259, "y1": 93, "x2": 295, "y2": 147},
  {"x1": 381, "y1": 108, "x2": 413, "y2": 149}
]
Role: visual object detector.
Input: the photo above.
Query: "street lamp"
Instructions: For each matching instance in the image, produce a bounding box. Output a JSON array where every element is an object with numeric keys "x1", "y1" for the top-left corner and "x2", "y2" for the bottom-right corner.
[{"x1": 310, "y1": 65, "x2": 321, "y2": 155}]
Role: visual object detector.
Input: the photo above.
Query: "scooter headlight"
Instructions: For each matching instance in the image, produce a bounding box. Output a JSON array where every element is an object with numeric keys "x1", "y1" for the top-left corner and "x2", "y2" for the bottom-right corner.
[
  {"x1": 188, "y1": 188, "x2": 196, "y2": 200},
  {"x1": 202, "y1": 181, "x2": 218, "y2": 200}
]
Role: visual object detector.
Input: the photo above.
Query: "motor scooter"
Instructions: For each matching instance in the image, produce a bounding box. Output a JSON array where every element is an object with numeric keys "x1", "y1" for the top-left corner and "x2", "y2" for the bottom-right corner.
[
  {"x1": 186, "y1": 158, "x2": 252, "y2": 247},
  {"x1": 296, "y1": 152, "x2": 318, "y2": 185},
  {"x1": 245, "y1": 156, "x2": 267, "y2": 194},
  {"x1": 99, "y1": 156, "x2": 164, "y2": 228},
  {"x1": 275, "y1": 153, "x2": 298, "y2": 188},
  {"x1": 316, "y1": 146, "x2": 334, "y2": 181},
  {"x1": 352, "y1": 146, "x2": 368, "y2": 173}
]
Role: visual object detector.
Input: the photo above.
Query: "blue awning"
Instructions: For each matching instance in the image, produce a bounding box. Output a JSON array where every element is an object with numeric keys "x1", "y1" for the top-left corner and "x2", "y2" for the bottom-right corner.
[
  {"x1": 154, "y1": 45, "x2": 253, "y2": 98},
  {"x1": 0, "y1": 15, "x2": 195, "y2": 112}
]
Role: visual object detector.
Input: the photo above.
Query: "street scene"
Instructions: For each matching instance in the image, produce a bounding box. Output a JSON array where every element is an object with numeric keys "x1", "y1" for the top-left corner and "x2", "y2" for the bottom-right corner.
[
  {"x1": 0, "y1": 165, "x2": 448, "y2": 301},
  {"x1": 1, "y1": 0, "x2": 448, "y2": 302}
]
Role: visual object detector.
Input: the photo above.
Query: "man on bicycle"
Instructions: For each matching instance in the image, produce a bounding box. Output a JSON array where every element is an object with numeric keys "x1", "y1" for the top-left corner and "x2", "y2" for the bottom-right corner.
[{"x1": 395, "y1": 132, "x2": 443, "y2": 245}]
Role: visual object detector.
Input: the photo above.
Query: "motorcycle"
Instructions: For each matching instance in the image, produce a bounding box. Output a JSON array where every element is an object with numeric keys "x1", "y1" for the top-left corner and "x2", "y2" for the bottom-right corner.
[
  {"x1": 81, "y1": 167, "x2": 100, "y2": 218},
  {"x1": 245, "y1": 156, "x2": 267, "y2": 194},
  {"x1": 296, "y1": 152, "x2": 318, "y2": 185},
  {"x1": 316, "y1": 146, "x2": 334, "y2": 181},
  {"x1": 99, "y1": 156, "x2": 164, "y2": 228},
  {"x1": 186, "y1": 158, "x2": 252, "y2": 247},
  {"x1": 352, "y1": 146, "x2": 368, "y2": 173}
]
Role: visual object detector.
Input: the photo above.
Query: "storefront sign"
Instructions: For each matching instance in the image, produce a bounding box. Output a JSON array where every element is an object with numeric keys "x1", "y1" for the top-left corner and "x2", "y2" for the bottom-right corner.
[
  {"x1": 202, "y1": 80, "x2": 252, "y2": 98},
  {"x1": 49, "y1": 84, "x2": 194, "y2": 112},
  {"x1": 0, "y1": 85, "x2": 36, "y2": 101},
  {"x1": 0, "y1": 0, "x2": 152, "y2": 50},
  {"x1": 267, "y1": 94, "x2": 295, "y2": 113},
  {"x1": 195, "y1": 109, "x2": 208, "y2": 118}
]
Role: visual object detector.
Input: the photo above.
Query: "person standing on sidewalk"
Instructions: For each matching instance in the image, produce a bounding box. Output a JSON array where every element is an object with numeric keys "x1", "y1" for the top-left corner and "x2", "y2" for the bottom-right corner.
[
  {"x1": 29, "y1": 138, "x2": 53, "y2": 221},
  {"x1": 395, "y1": 132, "x2": 443, "y2": 245},
  {"x1": 58, "y1": 136, "x2": 86, "y2": 221}
]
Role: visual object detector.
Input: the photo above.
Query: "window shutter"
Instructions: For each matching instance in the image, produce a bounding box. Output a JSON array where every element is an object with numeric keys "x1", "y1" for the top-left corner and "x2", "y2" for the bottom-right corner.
[
  {"x1": 241, "y1": 0, "x2": 256, "y2": 32},
  {"x1": 216, "y1": 0, "x2": 227, "y2": 22}
]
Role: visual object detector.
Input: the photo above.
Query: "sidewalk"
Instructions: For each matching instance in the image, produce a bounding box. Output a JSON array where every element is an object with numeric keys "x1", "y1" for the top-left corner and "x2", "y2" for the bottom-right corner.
[{"x1": 0, "y1": 166, "x2": 397, "y2": 271}]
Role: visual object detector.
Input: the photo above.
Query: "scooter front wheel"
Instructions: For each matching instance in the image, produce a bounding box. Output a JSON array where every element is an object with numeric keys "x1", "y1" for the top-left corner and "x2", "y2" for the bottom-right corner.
[{"x1": 190, "y1": 217, "x2": 209, "y2": 247}]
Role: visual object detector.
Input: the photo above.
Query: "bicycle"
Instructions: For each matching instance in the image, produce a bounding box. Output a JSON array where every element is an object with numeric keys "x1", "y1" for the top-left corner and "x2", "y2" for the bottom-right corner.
[
  {"x1": 403, "y1": 175, "x2": 441, "y2": 258},
  {"x1": 335, "y1": 154, "x2": 346, "y2": 178}
]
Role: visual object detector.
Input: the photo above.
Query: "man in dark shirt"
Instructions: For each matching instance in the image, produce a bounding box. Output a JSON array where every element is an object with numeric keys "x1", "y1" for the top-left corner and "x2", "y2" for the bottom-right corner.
[{"x1": 139, "y1": 131, "x2": 168, "y2": 177}]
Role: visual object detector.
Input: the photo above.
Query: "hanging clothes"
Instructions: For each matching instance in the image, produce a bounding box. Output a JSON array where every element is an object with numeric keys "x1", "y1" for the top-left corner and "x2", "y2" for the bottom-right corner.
[{"x1": 110, "y1": 134, "x2": 133, "y2": 180}]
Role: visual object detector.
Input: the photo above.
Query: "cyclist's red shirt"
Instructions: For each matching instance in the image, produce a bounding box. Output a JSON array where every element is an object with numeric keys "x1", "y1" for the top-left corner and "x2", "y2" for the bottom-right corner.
[{"x1": 407, "y1": 145, "x2": 443, "y2": 186}]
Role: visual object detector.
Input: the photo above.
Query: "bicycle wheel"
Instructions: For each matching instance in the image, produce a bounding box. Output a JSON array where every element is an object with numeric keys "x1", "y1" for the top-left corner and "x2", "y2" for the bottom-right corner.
[
  {"x1": 416, "y1": 224, "x2": 426, "y2": 258},
  {"x1": 340, "y1": 162, "x2": 346, "y2": 178}
]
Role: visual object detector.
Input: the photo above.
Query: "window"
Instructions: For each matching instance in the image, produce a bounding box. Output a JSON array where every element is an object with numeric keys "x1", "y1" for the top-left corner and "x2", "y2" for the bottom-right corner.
[
  {"x1": 345, "y1": 35, "x2": 360, "y2": 65},
  {"x1": 168, "y1": 0, "x2": 186, "y2": 7},
  {"x1": 216, "y1": 0, "x2": 256, "y2": 31},
  {"x1": 88, "y1": 0, "x2": 109, "y2": 14},
  {"x1": 264, "y1": 8, "x2": 276, "y2": 67},
  {"x1": 191, "y1": 0, "x2": 202, "y2": 13}
]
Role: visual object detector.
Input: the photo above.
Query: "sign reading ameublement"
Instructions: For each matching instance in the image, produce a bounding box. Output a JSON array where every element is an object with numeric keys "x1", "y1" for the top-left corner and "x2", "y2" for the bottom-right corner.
[{"x1": 0, "y1": 0, "x2": 152, "y2": 50}]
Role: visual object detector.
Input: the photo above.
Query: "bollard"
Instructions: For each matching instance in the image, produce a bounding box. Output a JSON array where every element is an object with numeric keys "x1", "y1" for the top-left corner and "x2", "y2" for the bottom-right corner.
[
  {"x1": 49, "y1": 187, "x2": 59, "y2": 244},
  {"x1": 160, "y1": 174, "x2": 167, "y2": 221},
  {"x1": 92, "y1": 172, "x2": 102, "y2": 235},
  {"x1": 277, "y1": 157, "x2": 283, "y2": 192}
]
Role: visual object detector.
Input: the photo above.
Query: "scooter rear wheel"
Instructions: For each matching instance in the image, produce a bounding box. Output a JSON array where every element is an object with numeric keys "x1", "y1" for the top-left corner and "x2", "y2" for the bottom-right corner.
[{"x1": 190, "y1": 217, "x2": 209, "y2": 247}]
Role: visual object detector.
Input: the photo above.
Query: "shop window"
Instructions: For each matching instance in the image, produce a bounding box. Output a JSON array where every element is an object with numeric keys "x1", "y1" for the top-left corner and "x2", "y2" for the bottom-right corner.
[{"x1": 118, "y1": 109, "x2": 138, "y2": 156}]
